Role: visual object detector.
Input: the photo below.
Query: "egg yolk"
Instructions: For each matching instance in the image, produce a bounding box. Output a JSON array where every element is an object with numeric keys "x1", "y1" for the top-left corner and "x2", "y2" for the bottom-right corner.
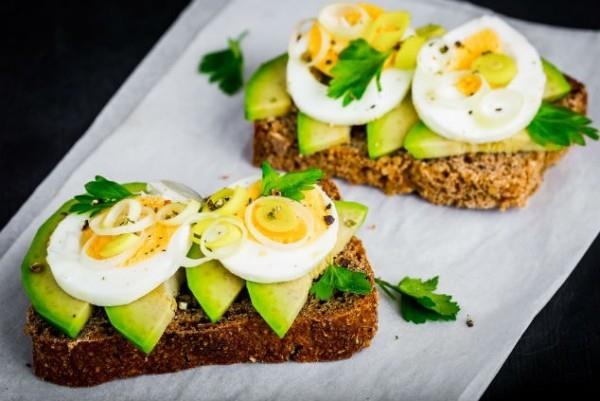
[
  {"x1": 451, "y1": 28, "x2": 501, "y2": 70},
  {"x1": 243, "y1": 179, "x2": 330, "y2": 244},
  {"x1": 308, "y1": 23, "x2": 339, "y2": 76},
  {"x1": 456, "y1": 73, "x2": 483, "y2": 96},
  {"x1": 342, "y1": 7, "x2": 364, "y2": 25},
  {"x1": 251, "y1": 199, "x2": 308, "y2": 244},
  {"x1": 359, "y1": 3, "x2": 384, "y2": 19},
  {"x1": 246, "y1": 180, "x2": 262, "y2": 201},
  {"x1": 300, "y1": 188, "x2": 329, "y2": 235},
  {"x1": 81, "y1": 196, "x2": 179, "y2": 266}
]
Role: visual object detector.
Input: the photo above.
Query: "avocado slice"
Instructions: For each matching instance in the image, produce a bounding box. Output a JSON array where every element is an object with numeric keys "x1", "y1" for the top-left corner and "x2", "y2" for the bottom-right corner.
[
  {"x1": 21, "y1": 182, "x2": 147, "y2": 338},
  {"x1": 105, "y1": 270, "x2": 183, "y2": 354},
  {"x1": 330, "y1": 200, "x2": 369, "y2": 257},
  {"x1": 186, "y1": 246, "x2": 245, "y2": 322},
  {"x1": 366, "y1": 97, "x2": 419, "y2": 159},
  {"x1": 246, "y1": 275, "x2": 312, "y2": 338},
  {"x1": 297, "y1": 112, "x2": 351, "y2": 155},
  {"x1": 21, "y1": 199, "x2": 92, "y2": 338},
  {"x1": 542, "y1": 58, "x2": 571, "y2": 101},
  {"x1": 404, "y1": 121, "x2": 563, "y2": 160},
  {"x1": 245, "y1": 54, "x2": 292, "y2": 121},
  {"x1": 247, "y1": 200, "x2": 368, "y2": 338}
]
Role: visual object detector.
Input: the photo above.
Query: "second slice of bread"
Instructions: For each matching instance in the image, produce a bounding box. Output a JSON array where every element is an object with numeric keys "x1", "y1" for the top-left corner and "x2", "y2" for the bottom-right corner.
[{"x1": 253, "y1": 78, "x2": 587, "y2": 210}]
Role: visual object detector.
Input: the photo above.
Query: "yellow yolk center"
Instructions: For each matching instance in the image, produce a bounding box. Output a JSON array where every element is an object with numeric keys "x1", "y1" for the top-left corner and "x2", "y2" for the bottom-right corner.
[
  {"x1": 342, "y1": 8, "x2": 363, "y2": 25},
  {"x1": 81, "y1": 196, "x2": 179, "y2": 266},
  {"x1": 358, "y1": 3, "x2": 384, "y2": 19},
  {"x1": 240, "y1": 181, "x2": 330, "y2": 244},
  {"x1": 251, "y1": 199, "x2": 309, "y2": 244},
  {"x1": 456, "y1": 73, "x2": 483, "y2": 96},
  {"x1": 452, "y1": 28, "x2": 501, "y2": 71}
]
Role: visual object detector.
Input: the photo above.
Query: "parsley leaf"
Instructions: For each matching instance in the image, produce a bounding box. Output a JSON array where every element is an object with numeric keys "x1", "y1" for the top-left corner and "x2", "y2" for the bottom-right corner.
[
  {"x1": 527, "y1": 102, "x2": 598, "y2": 147},
  {"x1": 69, "y1": 176, "x2": 134, "y2": 216},
  {"x1": 260, "y1": 161, "x2": 324, "y2": 201},
  {"x1": 310, "y1": 264, "x2": 372, "y2": 301},
  {"x1": 400, "y1": 296, "x2": 455, "y2": 324},
  {"x1": 327, "y1": 39, "x2": 391, "y2": 106},
  {"x1": 375, "y1": 276, "x2": 460, "y2": 324},
  {"x1": 199, "y1": 31, "x2": 248, "y2": 95}
]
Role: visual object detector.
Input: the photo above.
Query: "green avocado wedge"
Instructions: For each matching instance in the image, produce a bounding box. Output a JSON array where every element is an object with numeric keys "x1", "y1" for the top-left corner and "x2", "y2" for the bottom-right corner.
[
  {"x1": 245, "y1": 54, "x2": 292, "y2": 121},
  {"x1": 542, "y1": 58, "x2": 572, "y2": 102},
  {"x1": 247, "y1": 275, "x2": 312, "y2": 338},
  {"x1": 297, "y1": 112, "x2": 351, "y2": 156},
  {"x1": 247, "y1": 200, "x2": 368, "y2": 338},
  {"x1": 366, "y1": 97, "x2": 419, "y2": 159},
  {"x1": 21, "y1": 182, "x2": 147, "y2": 339},
  {"x1": 105, "y1": 271, "x2": 183, "y2": 354},
  {"x1": 403, "y1": 121, "x2": 561, "y2": 160},
  {"x1": 330, "y1": 201, "x2": 369, "y2": 257},
  {"x1": 21, "y1": 199, "x2": 91, "y2": 338},
  {"x1": 186, "y1": 246, "x2": 245, "y2": 323}
]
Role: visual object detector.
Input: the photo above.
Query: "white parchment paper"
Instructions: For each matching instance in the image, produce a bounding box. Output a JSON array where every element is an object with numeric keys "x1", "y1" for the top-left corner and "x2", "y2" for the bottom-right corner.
[{"x1": 1, "y1": 1, "x2": 599, "y2": 400}]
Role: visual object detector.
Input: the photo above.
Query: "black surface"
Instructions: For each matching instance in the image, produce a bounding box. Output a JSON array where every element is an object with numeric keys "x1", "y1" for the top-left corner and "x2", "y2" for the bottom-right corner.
[{"x1": 1, "y1": 1, "x2": 598, "y2": 399}]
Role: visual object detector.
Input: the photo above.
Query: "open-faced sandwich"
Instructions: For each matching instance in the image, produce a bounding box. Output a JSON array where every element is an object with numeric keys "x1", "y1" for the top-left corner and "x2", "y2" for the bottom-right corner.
[
  {"x1": 247, "y1": 2, "x2": 597, "y2": 209},
  {"x1": 22, "y1": 165, "x2": 377, "y2": 386}
]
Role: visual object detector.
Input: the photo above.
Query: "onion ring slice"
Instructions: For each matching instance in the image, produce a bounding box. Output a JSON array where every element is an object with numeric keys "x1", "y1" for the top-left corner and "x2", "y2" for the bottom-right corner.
[
  {"x1": 156, "y1": 199, "x2": 201, "y2": 226},
  {"x1": 80, "y1": 233, "x2": 144, "y2": 268},
  {"x1": 90, "y1": 206, "x2": 155, "y2": 236},
  {"x1": 244, "y1": 196, "x2": 314, "y2": 250}
]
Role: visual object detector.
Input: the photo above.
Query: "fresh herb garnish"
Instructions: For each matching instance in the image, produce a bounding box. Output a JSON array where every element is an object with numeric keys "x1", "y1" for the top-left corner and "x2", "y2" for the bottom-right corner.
[
  {"x1": 310, "y1": 264, "x2": 372, "y2": 301},
  {"x1": 69, "y1": 176, "x2": 133, "y2": 216},
  {"x1": 527, "y1": 102, "x2": 598, "y2": 147},
  {"x1": 199, "y1": 31, "x2": 248, "y2": 95},
  {"x1": 327, "y1": 39, "x2": 391, "y2": 106},
  {"x1": 260, "y1": 161, "x2": 324, "y2": 201},
  {"x1": 376, "y1": 276, "x2": 460, "y2": 324}
]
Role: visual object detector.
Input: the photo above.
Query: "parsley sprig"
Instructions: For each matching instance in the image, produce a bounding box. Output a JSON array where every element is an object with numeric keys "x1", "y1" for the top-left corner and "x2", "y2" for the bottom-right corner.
[
  {"x1": 69, "y1": 176, "x2": 133, "y2": 216},
  {"x1": 376, "y1": 276, "x2": 460, "y2": 324},
  {"x1": 260, "y1": 161, "x2": 324, "y2": 201},
  {"x1": 327, "y1": 39, "x2": 391, "y2": 106},
  {"x1": 199, "y1": 31, "x2": 248, "y2": 95},
  {"x1": 527, "y1": 103, "x2": 598, "y2": 147},
  {"x1": 310, "y1": 264, "x2": 372, "y2": 301}
]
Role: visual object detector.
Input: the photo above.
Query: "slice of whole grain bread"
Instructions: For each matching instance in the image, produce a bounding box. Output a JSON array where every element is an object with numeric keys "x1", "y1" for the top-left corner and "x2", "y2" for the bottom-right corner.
[
  {"x1": 25, "y1": 180, "x2": 378, "y2": 387},
  {"x1": 253, "y1": 77, "x2": 587, "y2": 210}
]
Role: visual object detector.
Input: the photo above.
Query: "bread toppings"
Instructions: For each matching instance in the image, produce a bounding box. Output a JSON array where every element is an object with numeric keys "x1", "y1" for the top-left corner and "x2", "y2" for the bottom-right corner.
[
  {"x1": 244, "y1": 2, "x2": 596, "y2": 162},
  {"x1": 22, "y1": 166, "x2": 372, "y2": 355}
]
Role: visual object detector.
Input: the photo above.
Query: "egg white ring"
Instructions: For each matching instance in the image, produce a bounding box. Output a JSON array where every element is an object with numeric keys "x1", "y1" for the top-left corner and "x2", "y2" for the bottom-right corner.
[
  {"x1": 47, "y1": 213, "x2": 191, "y2": 306},
  {"x1": 286, "y1": 29, "x2": 413, "y2": 126},
  {"x1": 147, "y1": 180, "x2": 203, "y2": 202},
  {"x1": 412, "y1": 16, "x2": 546, "y2": 143},
  {"x1": 218, "y1": 175, "x2": 339, "y2": 283}
]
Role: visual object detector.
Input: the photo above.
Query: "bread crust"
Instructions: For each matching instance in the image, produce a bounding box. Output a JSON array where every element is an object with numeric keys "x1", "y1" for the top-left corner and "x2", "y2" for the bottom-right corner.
[
  {"x1": 253, "y1": 77, "x2": 587, "y2": 210},
  {"x1": 25, "y1": 180, "x2": 378, "y2": 387}
]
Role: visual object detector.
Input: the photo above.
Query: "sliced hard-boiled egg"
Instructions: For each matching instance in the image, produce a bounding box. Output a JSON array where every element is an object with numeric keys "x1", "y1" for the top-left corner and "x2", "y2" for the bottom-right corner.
[
  {"x1": 412, "y1": 16, "x2": 546, "y2": 143},
  {"x1": 286, "y1": 3, "x2": 415, "y2": 126},
  {"x1": 212, "y1": 176, "x2": 339, "y2": 283},
  {"x1": 46, "y1": 182, "x2": 196, "y2": 306}
]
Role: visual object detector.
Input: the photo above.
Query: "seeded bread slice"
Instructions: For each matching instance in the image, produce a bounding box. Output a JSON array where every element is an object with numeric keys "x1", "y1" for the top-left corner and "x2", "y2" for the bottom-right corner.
[
  {"x1": 253, "y1": 77, "x2": 587, "y2": 210},
  {"x1": 24, "y1": 180, "x2": 378, "y2": 387}
]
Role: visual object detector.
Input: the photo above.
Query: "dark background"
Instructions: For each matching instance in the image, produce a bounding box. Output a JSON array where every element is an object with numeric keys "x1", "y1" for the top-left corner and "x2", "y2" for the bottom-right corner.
[{"x1": 1, "y1": 0, "x2": 598, "y2": 399}]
